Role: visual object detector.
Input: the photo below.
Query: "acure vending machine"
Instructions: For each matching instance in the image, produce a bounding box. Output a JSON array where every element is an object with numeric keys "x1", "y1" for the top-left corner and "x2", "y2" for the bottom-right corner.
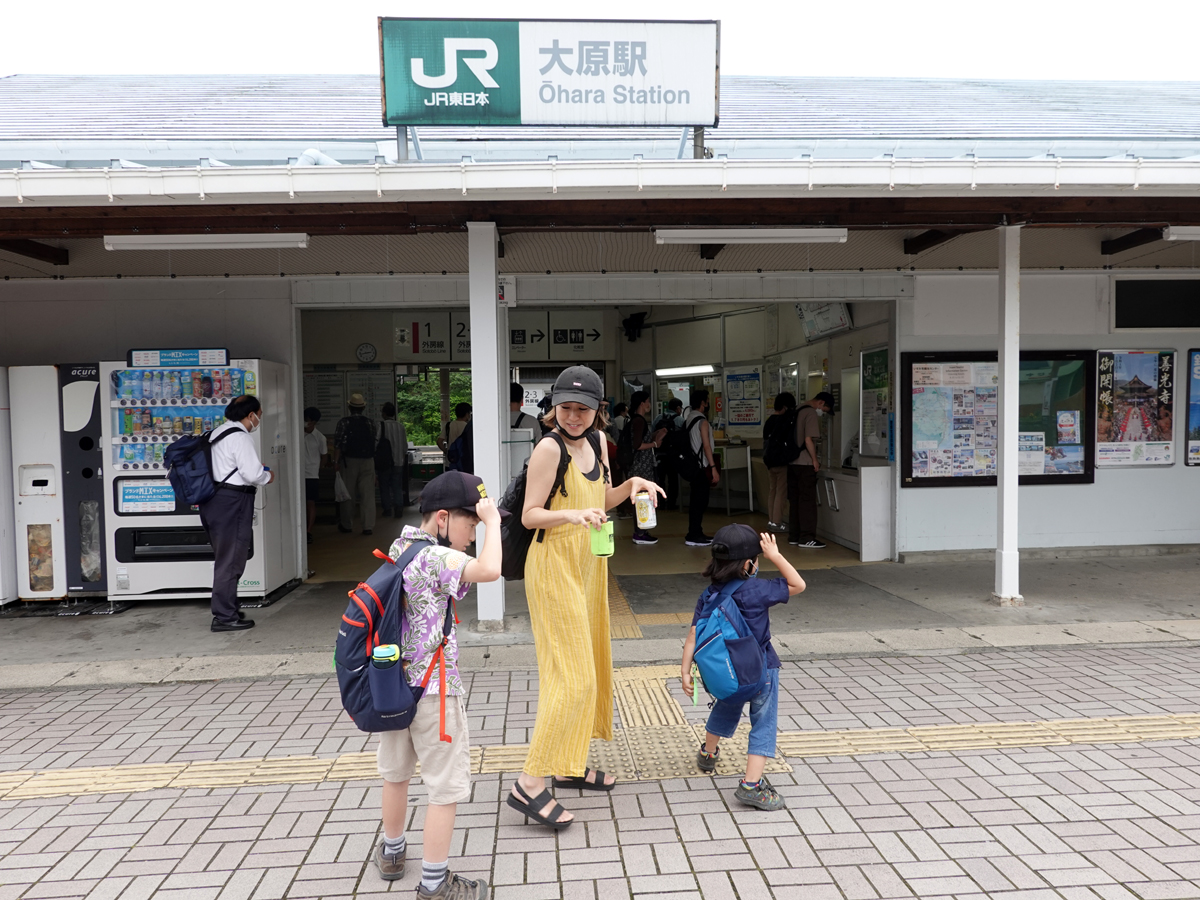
[{"x1": 99, "y1": 350, "x2": 299, "y2": 603}]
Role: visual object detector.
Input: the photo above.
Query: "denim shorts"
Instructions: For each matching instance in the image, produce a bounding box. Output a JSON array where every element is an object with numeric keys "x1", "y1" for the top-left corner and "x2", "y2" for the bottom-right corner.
[{"x1": 704, "y1": 667, "x2": 779, "y2": 758}]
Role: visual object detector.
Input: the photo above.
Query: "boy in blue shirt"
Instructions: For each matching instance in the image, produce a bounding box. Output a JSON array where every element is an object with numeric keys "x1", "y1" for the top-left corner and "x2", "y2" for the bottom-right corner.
[{"x1": 681, "y1": 523, "x2": 806, "y2": 811}]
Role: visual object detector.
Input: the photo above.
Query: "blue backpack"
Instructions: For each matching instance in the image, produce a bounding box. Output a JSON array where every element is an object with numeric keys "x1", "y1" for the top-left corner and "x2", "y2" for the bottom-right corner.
[
  {"x1": 693, "y1": 579, "x2": 768, "y2": 704},
  {"x1": 334, "y1": 543, "x2": 457, "y2": 737},
  {"x1": 164, "y1": 429, "x2": 237, "y2": 506}
]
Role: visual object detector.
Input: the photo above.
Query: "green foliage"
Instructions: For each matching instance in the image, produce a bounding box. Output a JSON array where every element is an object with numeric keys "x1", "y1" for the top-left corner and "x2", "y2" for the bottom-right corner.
[{"x1": 396, "y1": 370, "x2": 473, "y2": 446}]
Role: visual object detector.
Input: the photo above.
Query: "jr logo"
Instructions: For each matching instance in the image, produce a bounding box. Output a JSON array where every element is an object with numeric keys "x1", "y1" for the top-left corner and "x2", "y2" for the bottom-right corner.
[{"x1": 411, "y1": 38, "x2": 500, "y2": 89}]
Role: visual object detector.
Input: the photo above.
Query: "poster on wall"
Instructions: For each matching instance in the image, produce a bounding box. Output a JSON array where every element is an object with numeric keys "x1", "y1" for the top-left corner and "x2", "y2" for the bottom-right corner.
[
  {"x1": 860, "y1": 347, "x2": 890, "y2": 459},
  {"x1": 723, "y1": 366, "x2": 762, "y2": 435},
  {"x1": 1096, "y1": 350, "x2": 1175, "y2": 467},
  {"x1": 1187, "y1": 349, "x2": 1200, "y2": 466},
  {"x1": 303, "y1": 372, "x2": 347, "y2": 427},
  {"x1": 901, "y1": 350, "x2": 1094, "y2": 487}
]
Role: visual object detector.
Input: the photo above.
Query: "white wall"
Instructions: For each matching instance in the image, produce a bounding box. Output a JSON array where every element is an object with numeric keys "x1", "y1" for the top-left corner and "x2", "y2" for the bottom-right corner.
[{"x1": 898, "y1": 272, "x2": 1200, "y2": 552}]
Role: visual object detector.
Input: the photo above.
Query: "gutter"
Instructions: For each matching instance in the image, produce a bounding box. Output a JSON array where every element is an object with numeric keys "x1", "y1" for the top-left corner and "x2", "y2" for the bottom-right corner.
[{"x1": 2, "y1": 157, "x2": 1198, "y2": 208}]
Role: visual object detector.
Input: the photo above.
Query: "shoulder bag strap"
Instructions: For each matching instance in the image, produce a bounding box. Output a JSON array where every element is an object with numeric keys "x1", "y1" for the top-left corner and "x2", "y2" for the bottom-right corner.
[
  {"x1": 209, "y1": 427, "x2": 242, "y2": 484},
  {"x1": 376, "y1": 542, "x2": 428, "y2": 646}
]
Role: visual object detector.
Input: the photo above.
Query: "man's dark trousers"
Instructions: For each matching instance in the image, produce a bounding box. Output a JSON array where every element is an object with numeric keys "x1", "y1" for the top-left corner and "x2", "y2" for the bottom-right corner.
[
  {"x1": 787, "y1": 464, "x2": 819, "y2": 543},
  {"x1": 686, "y1": 468, "x2": 711, "y2": 541},
  {"x1": 199, "y1": 486, "x2": 255, "y2": 624}
]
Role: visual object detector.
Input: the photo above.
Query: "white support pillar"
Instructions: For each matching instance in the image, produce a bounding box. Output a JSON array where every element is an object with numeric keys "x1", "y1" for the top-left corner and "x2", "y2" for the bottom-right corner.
[
  {"x1": 467, "y1": 222, "x2": 506, "y2": 626},
  {"x1": 994, "y1": 225, "x2": 1024, "y2": 606}
]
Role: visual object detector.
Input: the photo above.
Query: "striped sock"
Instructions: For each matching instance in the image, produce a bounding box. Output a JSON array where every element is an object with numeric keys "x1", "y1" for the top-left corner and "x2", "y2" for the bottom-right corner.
[
  {"x1": 383, "y1": 833, "x2": 406, "y2": 857},
  {"x1": 421, "y1": 860, "x2": 449, "y2": 892}
]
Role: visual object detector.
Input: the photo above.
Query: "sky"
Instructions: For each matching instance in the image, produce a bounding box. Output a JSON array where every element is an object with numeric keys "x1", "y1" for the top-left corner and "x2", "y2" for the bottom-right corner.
[{"x1": 4, "y1": 0, "x2": 1198, "y2": 81}]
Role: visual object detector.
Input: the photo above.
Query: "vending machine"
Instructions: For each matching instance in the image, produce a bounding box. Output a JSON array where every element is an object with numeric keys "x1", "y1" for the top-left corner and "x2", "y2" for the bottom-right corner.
[
  {"x1": 8, "y1": 364, "x2": 108, "y2": 600},
  {"x1": 0, "y1": 369, "x2": 18, "y2": 604},
  {"x1": 100, "y1": 351, "x2": 299, "y2": 603}
]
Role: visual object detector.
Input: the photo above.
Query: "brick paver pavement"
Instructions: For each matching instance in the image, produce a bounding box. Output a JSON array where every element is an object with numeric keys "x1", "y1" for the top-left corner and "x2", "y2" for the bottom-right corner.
[{"x1": 4, "y1": 645, "x2": 1200, "y2": 899}]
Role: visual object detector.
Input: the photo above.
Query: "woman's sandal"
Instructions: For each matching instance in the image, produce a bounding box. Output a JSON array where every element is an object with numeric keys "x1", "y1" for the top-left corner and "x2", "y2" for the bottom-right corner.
[
  {"x1": 552, "y1": 768, "x2": 616, "y2": 792},
  {"x1": 507, "y1": 782, "x2": 573, "y2": 830}
]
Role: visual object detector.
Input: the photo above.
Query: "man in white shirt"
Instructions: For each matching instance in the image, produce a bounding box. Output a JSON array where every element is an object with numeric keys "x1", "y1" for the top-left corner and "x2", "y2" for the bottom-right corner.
[
  {"x1": 510, "y1": 382, "x2": 535, "y2": 429},
  {"x1": 303, "y1": 408, "x2": 328, "y2": 544},
  {"x1": 199, "y1": 395, "x2": 274, "y2": 632}
]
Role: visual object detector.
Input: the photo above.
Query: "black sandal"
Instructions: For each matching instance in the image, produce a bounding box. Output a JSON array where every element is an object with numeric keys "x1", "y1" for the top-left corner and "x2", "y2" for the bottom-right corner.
[
  {"x1": 507, "y1": 782, "x2": 573, "y2": 830},
  {"x1": 553, "y1": 768, "x2": 616, "y2": 792}
]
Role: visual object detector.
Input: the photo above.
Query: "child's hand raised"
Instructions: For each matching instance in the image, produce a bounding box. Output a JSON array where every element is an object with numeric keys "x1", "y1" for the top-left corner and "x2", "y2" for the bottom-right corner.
[{"x1": 759, "y1": 532, "x2": 785, "y2": 561}]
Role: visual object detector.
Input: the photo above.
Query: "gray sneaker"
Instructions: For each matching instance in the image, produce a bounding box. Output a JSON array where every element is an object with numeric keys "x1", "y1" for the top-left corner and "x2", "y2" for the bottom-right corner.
[
  {"x1": 734, "y1": 776, "x2": 787, "y2": 811},
  {"x1": 696, "y1": 742, "x2": 720, "y2": 773},
  {"x1": 374, "y1": 840, "x2": 405, "y2": 881},
  {"x1": 417, "y1": 871, "x2": 489, "y2": 899}
]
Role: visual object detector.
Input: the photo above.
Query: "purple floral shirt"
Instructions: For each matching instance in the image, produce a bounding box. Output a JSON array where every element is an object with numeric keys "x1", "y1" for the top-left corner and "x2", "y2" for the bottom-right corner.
[{"x1": 388, "y1": 526, "x2": 471, "y2": 697}]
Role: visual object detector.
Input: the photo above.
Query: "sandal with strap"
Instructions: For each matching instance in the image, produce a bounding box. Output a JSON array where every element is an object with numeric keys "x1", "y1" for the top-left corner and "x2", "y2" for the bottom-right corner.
[
  {"x1": 506, "y1": 782, "x2": 573, "y2": 830},
  {"x1": 552, "y1": 768, "x2": 616, "y2": 792}
]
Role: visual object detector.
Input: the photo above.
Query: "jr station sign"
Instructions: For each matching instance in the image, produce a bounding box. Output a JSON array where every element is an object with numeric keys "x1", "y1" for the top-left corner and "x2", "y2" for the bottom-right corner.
[{"x1": 379, "y1": 18, "x2": 719, "y2": 127}]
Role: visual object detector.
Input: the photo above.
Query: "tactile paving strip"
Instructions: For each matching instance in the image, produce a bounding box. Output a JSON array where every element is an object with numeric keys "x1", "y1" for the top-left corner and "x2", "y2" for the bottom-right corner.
[
  {"x1": 607, "y1": 574, "x2": 643, "y2": 639},
  {"x1": 614, "y1": 674, "x2": 688, "y2": 728},
  {"x1": 690, "y1": 723, "x2": 794, "y2": 778}
]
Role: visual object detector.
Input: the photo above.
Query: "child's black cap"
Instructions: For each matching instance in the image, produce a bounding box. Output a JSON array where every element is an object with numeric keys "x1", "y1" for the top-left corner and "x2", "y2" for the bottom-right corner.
[
  {"x1": 420, "y1": 471, "x2": 510, "y2": 518},
  {"x1": 711, "y1": 523, "x2": 760, "y2": 560}
]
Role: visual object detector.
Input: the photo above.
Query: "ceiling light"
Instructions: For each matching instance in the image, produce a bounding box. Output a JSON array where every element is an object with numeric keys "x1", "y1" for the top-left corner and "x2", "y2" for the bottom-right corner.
[
  {"x1": 655, "y1": 364, "x2": 716, "y2": 377},
  {"x1": 1164, "y1": 226, "x2": 1200, "y2": 241},
  {"x1": 104, "y1": 233, "x2": 310, "y2": 251},
  {"x1": 654, "y1": 228, "x2": 847, "y2": 245}
]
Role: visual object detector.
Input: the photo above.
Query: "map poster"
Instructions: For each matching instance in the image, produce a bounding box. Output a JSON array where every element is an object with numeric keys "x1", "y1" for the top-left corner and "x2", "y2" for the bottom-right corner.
[
  {"x1": 1189, "y1": 350, "x2": 1200, "y2": 466},
  {"x1": 1096, "y1": 350, "x2": 1175, "y2": 467},
  {"x1": 910, "y1": 359, "x2": 999, "y2": 479}
]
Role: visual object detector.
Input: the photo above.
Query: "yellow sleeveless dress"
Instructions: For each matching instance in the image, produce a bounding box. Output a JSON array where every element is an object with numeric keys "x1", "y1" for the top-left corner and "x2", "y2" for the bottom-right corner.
[{"x1": 522, "y1": 444, "x2": 613, "y2": 777}]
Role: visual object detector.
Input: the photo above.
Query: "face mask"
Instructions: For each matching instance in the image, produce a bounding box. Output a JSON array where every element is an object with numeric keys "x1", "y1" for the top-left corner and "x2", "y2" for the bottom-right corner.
[
  {"x1": 436, "y1": 515, "x2": 453, "y2": 549},
  {"x1": 747, "y1": 560, "x2": 759, "y2": 578},
  {"x1": 247, "y1": 413, "x2": 260, "y2": 432},
  {"x1": 815, "y1": 408, "x2": 824, "y2": 418}
]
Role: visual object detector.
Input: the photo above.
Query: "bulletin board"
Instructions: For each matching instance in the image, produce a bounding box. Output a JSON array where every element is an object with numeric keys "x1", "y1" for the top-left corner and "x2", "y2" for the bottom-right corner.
[{"x1": 901, "y1": 350, "x2": 1095, "y2": 487}]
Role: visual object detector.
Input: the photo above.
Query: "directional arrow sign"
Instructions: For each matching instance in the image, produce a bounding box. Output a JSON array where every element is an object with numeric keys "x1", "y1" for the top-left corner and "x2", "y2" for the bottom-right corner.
[
  {"x1": 549, "y1": 311, "x2": 608, "y2": 361},
  {"x1": 509, "y1": 310, "x2": 549, "y2": 361}
]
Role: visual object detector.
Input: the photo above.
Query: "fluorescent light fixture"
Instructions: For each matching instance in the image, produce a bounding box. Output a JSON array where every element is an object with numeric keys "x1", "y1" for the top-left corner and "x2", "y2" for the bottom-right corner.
[
  {"x1": 104, "y1": 233, "x2": 309, "y2": 251},
  {"x1": 1164, "y1": 226, "x2": 1200, "y2": 241},
  {"x1": 654, "y1": 228, "x2": 847, "y2": 245},
  {"x1": 655, "y1": 364, "x2": 716, "y2": 377}
]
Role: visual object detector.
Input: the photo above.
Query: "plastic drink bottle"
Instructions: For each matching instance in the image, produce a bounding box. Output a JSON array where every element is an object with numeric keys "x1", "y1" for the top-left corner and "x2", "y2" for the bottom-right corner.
[
  {"x1": 141, "y1": 410, "x2": 151, "y2": 432},
  {"x1": 231, "y1": 369, "x2": 243, "y2": 396},
  {"x1": 180, "y1": 370, "x2": 192, "y2": 398},
  {"x1": 372, "y1": 645, "x2": 400, "y2": 668},
  {"x1": 130, "y1": 371, "x2": 142, "y2": 399},
  {"x1": 142, "y1": 370, "x2": 153, "y2": 399},
  {"x1": 192, "y1": 371, "x2": 203, "y2": 398},
  {"x1": 122, "y1": 409, "x2": 133, "y2": 435}
]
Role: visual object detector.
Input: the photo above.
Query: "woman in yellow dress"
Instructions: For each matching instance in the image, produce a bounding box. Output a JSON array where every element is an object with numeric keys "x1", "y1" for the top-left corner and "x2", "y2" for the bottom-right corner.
[{"x1": 508, "y1": 366, "x2": 663, "y2": 829}]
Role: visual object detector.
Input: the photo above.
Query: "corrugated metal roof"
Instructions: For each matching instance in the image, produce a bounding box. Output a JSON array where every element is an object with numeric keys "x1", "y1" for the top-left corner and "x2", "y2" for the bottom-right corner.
[{"x1": 4, "y1": 74, "x2": 1200, "y2": 143}]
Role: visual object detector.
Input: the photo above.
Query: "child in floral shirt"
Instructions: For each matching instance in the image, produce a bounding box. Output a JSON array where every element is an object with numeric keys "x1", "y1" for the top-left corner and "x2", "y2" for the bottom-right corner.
[{"x1": 372, "y1": 471, "x2": 504, "y2": 900}]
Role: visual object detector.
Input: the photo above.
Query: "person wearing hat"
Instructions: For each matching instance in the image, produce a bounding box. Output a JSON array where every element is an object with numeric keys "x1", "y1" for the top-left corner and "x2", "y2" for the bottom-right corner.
[
  {"x1": 680, "y1": 524, "x2": 807, "y2": 812},
  {"x1": 373, "y1": 470, "x2": 505, "y2": 899},
  {"x1": 507, "y1": 366, "x2": 664, "y2": 831},
  {"x1": 333, "y1": 393, "x2": 378, "y2": 535},
  {"x1": 788, "y1": 391, "x2": 835, "y2": 549}
]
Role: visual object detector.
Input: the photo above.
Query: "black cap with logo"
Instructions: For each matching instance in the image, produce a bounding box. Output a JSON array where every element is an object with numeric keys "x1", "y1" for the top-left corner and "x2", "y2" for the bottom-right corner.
[
  {"x1": 711, "y1": 523, "x2": 762, "y2": 561},
  {"x1": 551, "y1": 366, "x2": 604, "y2": 410},
  {"x1": 420, "y1": 470, "x2": 510, "y2": 518}
]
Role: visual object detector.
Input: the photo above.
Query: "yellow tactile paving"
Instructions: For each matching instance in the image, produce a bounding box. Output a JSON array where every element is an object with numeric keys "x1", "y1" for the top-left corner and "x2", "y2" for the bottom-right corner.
[
  {"x1": 635, "y1": 613, "x2": 693, "y2": 626},
  {"x1": 607, "y1": 573, "x2": 643, "y2": 639},
  {"x1": 7, "y1": 667, "x2": 1200, "y2": 801}
]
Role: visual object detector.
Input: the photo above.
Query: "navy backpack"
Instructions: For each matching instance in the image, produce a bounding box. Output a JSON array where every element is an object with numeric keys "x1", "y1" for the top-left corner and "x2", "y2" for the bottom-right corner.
[
  {"x1": 164, "y1": 429, "x2": 237, "y2": 506},
  {"x1": 335, "y1": 543, "x2": 457, "y2": 738},
  {"x1": 693, "y1": 579, "x2": 768, "y2": 705}
]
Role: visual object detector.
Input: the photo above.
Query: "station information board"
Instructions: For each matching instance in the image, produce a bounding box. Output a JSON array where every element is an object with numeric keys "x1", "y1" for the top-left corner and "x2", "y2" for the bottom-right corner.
[{"x1": 901, "y1": 351, "x2": 1095, "y2": 487}]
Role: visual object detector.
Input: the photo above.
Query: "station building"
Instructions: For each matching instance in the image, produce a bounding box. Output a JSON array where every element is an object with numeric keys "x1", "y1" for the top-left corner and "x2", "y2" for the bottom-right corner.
[{"x1": 2, "y1": 73, "x2": 1199, "y2": 621}]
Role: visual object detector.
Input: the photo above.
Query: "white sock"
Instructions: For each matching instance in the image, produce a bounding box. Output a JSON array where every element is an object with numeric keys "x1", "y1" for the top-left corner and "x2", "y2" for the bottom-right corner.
[
  {"x1": 383, "y1": 832, "x2": 406, "y2": 856},
  {"x1": 422, "y1": 859, "x2": 449, "y2": 892}
]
